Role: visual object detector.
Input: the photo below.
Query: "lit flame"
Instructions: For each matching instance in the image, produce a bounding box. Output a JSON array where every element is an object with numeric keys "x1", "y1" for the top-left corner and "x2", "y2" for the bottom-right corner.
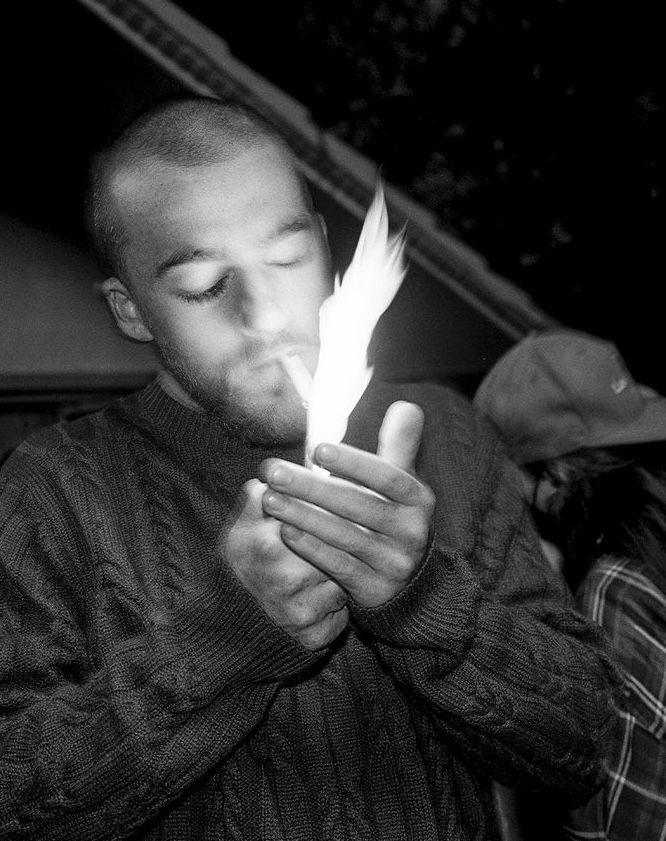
[{"x1": 295, "y1": 180, "x2": 407, "y2": 469}]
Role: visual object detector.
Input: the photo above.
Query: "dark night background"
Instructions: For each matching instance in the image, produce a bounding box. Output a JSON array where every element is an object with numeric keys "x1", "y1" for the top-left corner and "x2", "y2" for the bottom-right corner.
[
  {"x1": 1, "y1": 0, "x2": 663, "y2": 389},
  {"x1": 176, "y1": 0, "x2": 664, "y2": 392}
]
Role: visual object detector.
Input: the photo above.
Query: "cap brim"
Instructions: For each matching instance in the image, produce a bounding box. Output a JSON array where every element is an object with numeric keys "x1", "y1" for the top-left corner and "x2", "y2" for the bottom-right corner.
[{"x1": 588, "y1": 396, "x2": 666, "y2": 450}]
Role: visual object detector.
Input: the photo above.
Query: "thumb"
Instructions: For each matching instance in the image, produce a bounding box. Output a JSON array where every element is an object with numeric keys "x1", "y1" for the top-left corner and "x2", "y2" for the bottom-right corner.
[
  {"x1": 377, "y1": 401, "x2": 424, "y2": 472},
  {"x1": 228, "y1": 479, "x2": 266, "y2": 526},
  {"x1": 218, "y1": 479, "x2": 267, "y2": 555}
]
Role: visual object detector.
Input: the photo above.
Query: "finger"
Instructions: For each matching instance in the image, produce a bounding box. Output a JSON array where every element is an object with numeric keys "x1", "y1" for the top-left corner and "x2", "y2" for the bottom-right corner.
[
  {"x1": 263, "y1": 482, "x2": 428, "y2": 554},
  {"x1": 242, "y1": 478, "x2": 269, "y2": 512},
  {"x1": 262, "y1": 455, "x2": 431, "y2": 541},
  {"x1": 282, "y1": 523, "x2": 377, "y2": 583},
  {"x1": 281, "y1": 525, "x2": 410, "y2": 607},
  {"x1": 265, "y1": 575, "x2": 349, "y2": 650},
  {"x1": 262, "y1": 470, "x2": 391, "y2": 535},
  {"x1": 222, "y1": 480, "x2": 267, "y2": 539},
  {"x1": 265, "y1": 488, "x2": 384, "y2": 559},
  {"x1": 377, "y1": 401, "x2": 424, "y2": 473},
  {"x1": 231, "y1": 479, "x2": 273, "y2": 527},
  {"x1": 310, "y1": 443, "x2": 427, "y2": 506},
  {"x1": 262, "y1": 457, "x2": 433, "y2": 550}
]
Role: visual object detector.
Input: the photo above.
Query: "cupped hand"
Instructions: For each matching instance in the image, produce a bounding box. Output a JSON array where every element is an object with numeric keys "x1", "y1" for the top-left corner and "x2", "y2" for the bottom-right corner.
[
  {"x1": 261, "y1": 401, "x2": 435, "y2": 608},
  {"x1": 220, "y1": 479, "x2": 349, "y2": 650}
]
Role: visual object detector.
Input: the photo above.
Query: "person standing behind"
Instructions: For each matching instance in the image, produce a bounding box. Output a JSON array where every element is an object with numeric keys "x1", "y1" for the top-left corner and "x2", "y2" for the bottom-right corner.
[{"x1": 474, "y1": 329, "x2": 666, "y2": 840}]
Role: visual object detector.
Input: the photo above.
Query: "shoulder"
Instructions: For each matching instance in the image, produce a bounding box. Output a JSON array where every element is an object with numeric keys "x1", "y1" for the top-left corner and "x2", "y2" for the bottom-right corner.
[
  {"x1": 1, "y1": 390, "x2": 144, "y2": 495},
  {"x1": 397, "y1": 380, "x2": 508, "y2": 476},
  {"x1": 366, "y1": 378, "x2": 475, "y2": 418},
  {"x1": 348, "y1": 378, "x2": 502, "y2": 458}
]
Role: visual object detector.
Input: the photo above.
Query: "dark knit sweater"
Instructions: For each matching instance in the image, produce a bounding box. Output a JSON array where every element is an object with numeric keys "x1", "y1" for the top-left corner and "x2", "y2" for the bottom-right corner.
[{"x1": 0, "y1": 378, "x2": 614, "y2": 840}]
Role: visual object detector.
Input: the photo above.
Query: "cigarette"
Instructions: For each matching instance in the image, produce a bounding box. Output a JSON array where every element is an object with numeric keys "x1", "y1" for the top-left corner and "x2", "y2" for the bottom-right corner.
[{"x1": 277, "y1": 351, "x2": 313, "y2": 406}]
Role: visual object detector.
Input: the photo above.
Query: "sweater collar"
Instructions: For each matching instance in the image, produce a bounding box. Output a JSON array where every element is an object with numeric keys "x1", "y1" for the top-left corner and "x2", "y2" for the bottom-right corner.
[{"x1": 120, "y1": 378, "x2": 306, "y2": 475}]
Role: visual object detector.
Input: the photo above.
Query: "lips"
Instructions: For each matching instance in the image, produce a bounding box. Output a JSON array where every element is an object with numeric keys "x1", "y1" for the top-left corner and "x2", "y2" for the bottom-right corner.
[{"x1": 253, "y1": 344, "x2": 312, "y2": 369}]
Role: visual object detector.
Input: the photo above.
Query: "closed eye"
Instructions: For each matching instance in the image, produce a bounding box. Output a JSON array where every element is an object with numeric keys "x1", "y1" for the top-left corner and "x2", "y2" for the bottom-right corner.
[
  {"x1": 271, "y1": 256, "x2": 306, "y2": 268},
  {"x1": 267, "y1": 230, "x2": 313, "y2": 268},
  {"x1": 178, "y1": 272, "x2": 234, "y2": 304}
]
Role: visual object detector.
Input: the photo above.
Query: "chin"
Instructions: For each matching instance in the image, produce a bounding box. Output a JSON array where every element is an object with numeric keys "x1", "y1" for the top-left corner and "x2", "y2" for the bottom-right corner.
[
  {"x1": 243, "y1": 397, "x2": 307, "y2": 446},
  {"x1": 202, "y1": 386, "x2": 307, "y2": 446},
  {"x1": 227, "y1": 369, "x2": 307, "y2": 439}
]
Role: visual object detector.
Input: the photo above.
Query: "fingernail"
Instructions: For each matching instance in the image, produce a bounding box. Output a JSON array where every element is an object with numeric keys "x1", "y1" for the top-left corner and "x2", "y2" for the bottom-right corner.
[
  {"x1": 316, "y1": 444, "x2": 337, "y2": 466},
  {"x1": 264, "y1": 491, "x2": 287, "y2": 512},
  {"x1": 282, "y1": 524, "x2": 303, "y2": 541},
  {"x1": 269, "y1": 465, "x2": 292, "y2": 488}
]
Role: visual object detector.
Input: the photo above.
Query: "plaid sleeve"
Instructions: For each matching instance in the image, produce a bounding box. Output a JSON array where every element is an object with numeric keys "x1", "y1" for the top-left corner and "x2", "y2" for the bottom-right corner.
[{"x1": 563, "y1": 558, "x2": 666, "y2": 841}]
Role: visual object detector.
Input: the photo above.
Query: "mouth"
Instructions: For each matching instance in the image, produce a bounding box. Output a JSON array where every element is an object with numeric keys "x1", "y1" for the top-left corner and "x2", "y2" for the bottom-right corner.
[
  {"x1": 275, "y1": 349, "x2": 313, "y2": 404},
  {"x1": 254, "y1": 342, "x2": 310, "y2": 365},
  {"x1": 252, "y1": 343, "x2": 312, "y2": 367},
  {"x1": 251, "y1": 345, "x2": 297, "y2": 367},
  {"x1": 244, "y1": 345, "x2": 312, "y2": 405}
]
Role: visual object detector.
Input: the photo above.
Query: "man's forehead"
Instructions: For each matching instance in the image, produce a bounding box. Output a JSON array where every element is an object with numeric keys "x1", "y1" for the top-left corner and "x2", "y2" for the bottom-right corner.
[
  {"x1": 110, "y1": 156, "x2": 195, "y2": 205},
  {"x1": 110, "y1": 146, "x2": 316, "y2": 276},
  {"x1": 113, "y1": 137, "x2": 291, "y2": 185},
  {"x1": 111, "y1": 145, "x2": 304, "y2": 219}
]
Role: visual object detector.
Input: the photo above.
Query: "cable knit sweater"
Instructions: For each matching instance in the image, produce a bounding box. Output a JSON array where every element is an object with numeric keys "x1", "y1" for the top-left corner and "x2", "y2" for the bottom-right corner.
[{"x1": 0, "y1": 378, "x2": 614, "y2": 840}]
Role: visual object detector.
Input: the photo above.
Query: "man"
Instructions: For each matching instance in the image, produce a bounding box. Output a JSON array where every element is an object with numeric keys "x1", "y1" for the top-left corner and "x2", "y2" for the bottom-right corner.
[{"x1": 0, "y1": 96, "x2": 614, "y2": 840}]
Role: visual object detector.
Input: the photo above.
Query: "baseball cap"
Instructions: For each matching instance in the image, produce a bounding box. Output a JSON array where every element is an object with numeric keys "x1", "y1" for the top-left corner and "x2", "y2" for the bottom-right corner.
[{"x1": 473, "y1": 329, "x2": 666, "y2": 465}]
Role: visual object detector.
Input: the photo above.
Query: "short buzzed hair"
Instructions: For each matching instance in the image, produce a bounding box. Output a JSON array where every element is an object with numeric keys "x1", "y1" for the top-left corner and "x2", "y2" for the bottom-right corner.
[{"x1": 86, "y1": 95, "x2": 307, "y2": 280}]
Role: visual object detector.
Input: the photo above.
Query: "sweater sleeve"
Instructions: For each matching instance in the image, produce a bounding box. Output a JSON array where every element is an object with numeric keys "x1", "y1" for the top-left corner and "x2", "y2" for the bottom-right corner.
[
  {"x1": 349, "y1": 391, "x2": 618, "y2": 804},
  {"x1": 0, "y1": 451, "x2": 322, "y2": 841}
]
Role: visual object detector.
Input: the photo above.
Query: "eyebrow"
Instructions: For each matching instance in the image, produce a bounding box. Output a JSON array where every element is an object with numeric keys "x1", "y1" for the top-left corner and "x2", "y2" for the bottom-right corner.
[
  {"x1": 154, "y1": 215, "x2": 314, "y2": 279},
  {"x1": 155, "y1": 247, "x2": 222, "y2": 279}
]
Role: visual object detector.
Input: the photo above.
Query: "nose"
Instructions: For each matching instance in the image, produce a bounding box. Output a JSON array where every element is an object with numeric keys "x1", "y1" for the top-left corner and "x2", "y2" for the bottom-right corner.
[{"x1": 240, "y1": 272, "x2": 289, "y2": 337}]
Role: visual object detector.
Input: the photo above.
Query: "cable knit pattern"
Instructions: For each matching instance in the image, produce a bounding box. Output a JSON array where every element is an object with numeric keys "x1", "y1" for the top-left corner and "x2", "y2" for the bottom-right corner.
[{"x1": 0, "y1": 378, "x2": 615, "y2": 840}]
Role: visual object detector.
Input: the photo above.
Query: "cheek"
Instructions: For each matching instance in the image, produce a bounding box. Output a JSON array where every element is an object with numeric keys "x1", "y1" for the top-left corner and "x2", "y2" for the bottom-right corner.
[
  {"x1": 289, "y1": 269, "x2": 330, "y2": 327},
  {"x1": 147, "y1": 299, "x2": 240, "y2": 360}
]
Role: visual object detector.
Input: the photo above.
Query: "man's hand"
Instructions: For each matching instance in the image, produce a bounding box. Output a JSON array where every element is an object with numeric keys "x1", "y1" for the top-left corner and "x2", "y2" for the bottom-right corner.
[
  {"x1": 221, "y1": 479, "x2": 349, "y2": 650},
  {"x1": 261, "y1": 401, "x2": 435, "y2": 608}
]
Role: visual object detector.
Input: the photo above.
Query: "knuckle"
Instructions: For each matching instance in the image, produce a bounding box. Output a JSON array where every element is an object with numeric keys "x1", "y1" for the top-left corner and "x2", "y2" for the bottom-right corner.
[
  {"x1": 385, "y1": 472, "x2": 433, "y2": 510},
  {"x1": 286, "y1": 587, "x2": 334, "y2": 629},
  {"x1": 402, "y1": 513, "x2": 430, "y2": 550},
  {"x1": 301, "y1": 608, "x2": 349, "y2": 651},
  {"x1": 319, "y1": 579, "x2": 348, "y2": 608},
  {"x1": 386, "y1": 471, "x2": 413, "y2": 499},
  {"x1": 344, "y1": 527, "x2": 372, "y2": 559},
  {"x1": 329, "y1": 588, "x2": 348, "y2": 612},
  {"x1": 336, "y1": 550, "x2": 358, "y2": 579},
  {"x1": 419, "y1": 484, "x2": 436, "y2": 514},
  {"x1": 389, "y1": 551, "x2": 416, "y2": 581},
  {"x1": 280, "y1": 563, "x2": 313, "y2": 599},
  {"x1": 375, "y1": 499, "x2": 400, "y2": 533},
  {"x1": 287, "y1": 601, "x2": 314, "y2": 629}
]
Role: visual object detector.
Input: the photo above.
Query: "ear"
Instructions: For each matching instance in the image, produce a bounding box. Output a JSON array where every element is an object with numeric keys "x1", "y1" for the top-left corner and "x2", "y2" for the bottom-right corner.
[{"x1": 101, "y1": 277, "x2": 153, "y2": 343}]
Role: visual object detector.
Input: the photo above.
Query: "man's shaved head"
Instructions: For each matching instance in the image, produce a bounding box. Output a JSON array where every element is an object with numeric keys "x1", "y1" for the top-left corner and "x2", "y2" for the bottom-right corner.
[{"x1": 86, "y1": 95, "x2": 308, "y2": 280}]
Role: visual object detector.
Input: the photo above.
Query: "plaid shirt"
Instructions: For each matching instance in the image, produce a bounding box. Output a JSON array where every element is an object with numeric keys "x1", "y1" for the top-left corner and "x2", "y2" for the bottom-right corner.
[{"x1": 564, "y1": 557, "x2": 666, "y2": 841}]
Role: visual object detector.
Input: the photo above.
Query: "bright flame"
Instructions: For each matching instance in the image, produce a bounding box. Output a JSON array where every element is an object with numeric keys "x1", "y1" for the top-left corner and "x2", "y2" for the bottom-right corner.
[{"x1": 304, "y1": 181, "x2": 407, "y2": 468}]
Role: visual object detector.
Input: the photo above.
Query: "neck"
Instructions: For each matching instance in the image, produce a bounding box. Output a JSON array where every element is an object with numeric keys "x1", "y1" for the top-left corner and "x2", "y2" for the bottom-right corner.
[
  {"x1": 124, "y1": 379, "x2": 306, "y2": 481},
  {"x1": 157, "y1": 368, "x2": 203, "y2": 412}
]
